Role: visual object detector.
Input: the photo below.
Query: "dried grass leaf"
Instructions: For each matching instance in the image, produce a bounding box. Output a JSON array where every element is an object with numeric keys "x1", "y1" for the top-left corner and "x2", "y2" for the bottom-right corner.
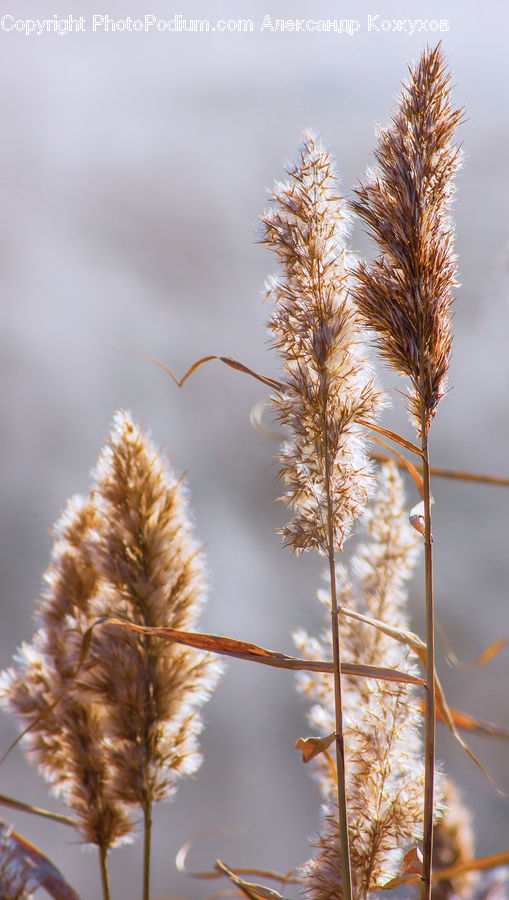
[
  {"x1": 176, "y1": 835, "x2": 298, "y2": 888},
  {"x1": 357, "y1": 418, "x2": 423, "y2": 457},
  {"x1": 214, "y1": 861, "x2": 284, "y2": 900},
  {"x1": 95, "y1": 617, "x2": 424, "y2": 685},
  {"x1": 367, "y1": 439, "x2": 424, "y2": 497},
  {"x1": 438, "y1": 622, "x2": 509, "y2": 670},
  {"x1": 382, "y1": 849, "x2": 509, "y2": 890},
  {"x1": 340, "y1": 606, "x2": 508, "y2": 794},
  {"x1": 0, "y1": 794, "x2": 74, "y2": 828},
  {"x1": 0, "y1": 819, "x2": 81, "y2": 900},
  {"x1": 295, "y1": 734, "x2": 335, "y2": 763},
  {"x1": 401, "y1": 846, "x2": 423, "y2": 875}
]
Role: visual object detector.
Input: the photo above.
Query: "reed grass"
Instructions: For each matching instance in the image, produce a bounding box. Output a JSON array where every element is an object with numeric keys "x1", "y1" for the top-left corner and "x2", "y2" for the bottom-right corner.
[
  {"x1": 0, "y1": 411, "x2": 221, "y2": 900},
  {"x1": 260, "y1": 133, "x2": 386, "y2": 900},
  {"x1": 350, "y1": 43, "x2": 463, "y2": 900},
  {"x1": 0, "y1": 41, "x2": 507, "y2": 900},
  {"x1": 294, "y1": 462, "x2": 427, "y2": 900}
]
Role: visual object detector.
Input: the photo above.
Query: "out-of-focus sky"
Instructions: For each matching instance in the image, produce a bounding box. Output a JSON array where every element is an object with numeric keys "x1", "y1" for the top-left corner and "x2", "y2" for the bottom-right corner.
[{"x1": 1, "y1": 1, "x2": 508, "y2": 897}]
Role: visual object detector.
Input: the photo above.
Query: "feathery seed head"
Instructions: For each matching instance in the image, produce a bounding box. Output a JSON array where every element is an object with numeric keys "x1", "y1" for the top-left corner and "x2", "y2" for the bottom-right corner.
[
  {"x1": 0, "y1": 410, "x2": 221, "y2": 845},
  {"x1": 351, "y1": 44, "x2": 463, "y2": 434},
  {"x1": 0, "y1": 493, "x2": 133, "y2": 850},
  {"x1": 82, "y1": 410, "x2": 222, "y2": 808},
  {"x1": 260, "y1": 133, "x2": 385, "y2": 553}
]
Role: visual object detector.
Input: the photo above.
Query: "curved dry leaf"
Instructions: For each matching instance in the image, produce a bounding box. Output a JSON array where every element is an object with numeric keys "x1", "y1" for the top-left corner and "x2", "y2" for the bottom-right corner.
[
  {"x1": 139, "y1": 351, "x2": 426, "y2": 466},
  {"x1": 215, "y1": 861, "x2": 284, "y2": 900},
  {"x1": 419, "y1": 464, "x2": 509, "y2": 488},
  {"x1": 219, "y1": 357, "x2": 284, "y2": 391},
  {"x1": 249, "y1": 399, "x2": 284, "y2": 442},
  {"x1": 402, "y1": 846, "x2": 423, "y2": 875},
  {"x1": 426, "y1": 665, "x2": 509, "y2": 796},
  {"x1": 295, "y1": 734, "x2": 335, "y2": 763},
  {"x1": 175, "y1": 834, "x2": 299, "y2": 887},
  {"x1": 438, "y1": 622, "x2": 509, "y2": 670},
  {"x1": 340, "y1": 606, "x2": 508, "y2": 794},
  {"x1": 95, "y1": 617, "x2": 424, "y2": 685},
  {"x1": 151, "y1": 351, "x2": 286, "y2": 392},
  {"x1": 415, "y1": 699, "x2": 509, "y2": 740},
  {"x1": 368, "y1": 440, "x2": 424, "y2": 497},
  {"x1": 0, "y1": 818, "x2": 81, "y2": 900},
  {"x1": 108, "y1": 344, "x2": 219, "y2": 387},
  {"x1": 368, "y1": 449, "x2": 509, "y2": 490},
  {"x1": 357, "y1": 418, "x2": 423, "y2": 458},
  {"x1": 118, "y1": 344, "x2": 509, "y2": 492},
  {"x1": 176, "y1": 830, "x2": 245, "y2": 882},
  {"x1": 149, "y1": 354, "x2": 220, "y2": 387},
  {"x1": 151, "y1": 352, "x2": 285, "y2": 391},
  {"x1": 382, "y1": 849, "x2": 509, "y2": 890}
]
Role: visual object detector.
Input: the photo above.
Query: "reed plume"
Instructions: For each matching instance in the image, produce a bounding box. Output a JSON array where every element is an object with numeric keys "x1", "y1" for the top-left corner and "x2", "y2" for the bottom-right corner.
[
  {"x1": 84, "y1": 411, "x2": 221, "y2": 804},
  {"x1": 350, "y1": 44, "x2": 463, "y2": 898},
  {"x1": 0, "y1": 410, "x2": 221, "y2": 900},
  {"x1": 350, "y1": 43, "x2": 462, "y2": 435},
  {"x1": 82, "y1": 410, "x2": 222, "y2": 900},
  {"x1": 260, "y1": 132, "x2": 384, "y2": 554},
  {"x1": 295, "y1": 462, "x2": 428, "y2": 900},
  {"x1": 0, "y1": 494, "x2": 133, "y2": 867}
]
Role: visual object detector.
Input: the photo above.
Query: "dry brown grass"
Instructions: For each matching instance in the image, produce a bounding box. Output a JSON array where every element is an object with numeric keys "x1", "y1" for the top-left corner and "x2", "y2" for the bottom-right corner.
[{"x1": 0, "y1": 42, "x2": 507, "y2": 900}]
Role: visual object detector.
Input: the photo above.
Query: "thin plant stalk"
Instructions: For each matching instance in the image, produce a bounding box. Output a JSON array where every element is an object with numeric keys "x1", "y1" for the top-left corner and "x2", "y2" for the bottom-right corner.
[
  {"x1": 99, "y1": 845, "x2": 111, "y2": 900},
  {"x1": 143, "y1": 801, "x2": 152, "y2": 900},
  {"x1": 323, "y1": 418, "x2": 353, "y2": 900},
  {"x1": 420, "y1": 411, "x2": 436, "y2": 900},
  {"x1": 140, "y1": 622, "x2": 155, "y2": 900},
  {"x1": 296, "y1": 461, "x2": 427, "y2": 899}
]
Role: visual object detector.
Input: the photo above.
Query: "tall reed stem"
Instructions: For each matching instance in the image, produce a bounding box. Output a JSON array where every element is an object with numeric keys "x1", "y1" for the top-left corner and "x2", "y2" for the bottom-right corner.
[
  {"x1": 323, "y1": 419, "x2": 353, "y2": 900},
  {"x1": 143, "y1": 800, "x2": 152, "y2": 900},
  {"x1": 99, "y1": 845, "x2": 111, "y2": 900},
  {"x1": 420, "y1": 410, "x2": 436, "y2": 900}
]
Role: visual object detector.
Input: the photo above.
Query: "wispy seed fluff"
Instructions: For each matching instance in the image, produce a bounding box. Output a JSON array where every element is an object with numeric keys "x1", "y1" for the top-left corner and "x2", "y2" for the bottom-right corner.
[
  {"x1": 0, "y1": 494, "x2": 133, "y2": 851},
  {"x1": 351, "y1": 44, "x2": 462, "y2": 434},
  {"x1": 260, "y1": 133, "x2": 384, "y2": 553},
  {"x1": 0, "y1": 411, "x2": 221, "y2": 842},
  {"x1": 294, "y1": 463, "x2": 428, "y2": 900},
  {"x1": 83, "y1": 411, "x2": 222, "y2": 809}
]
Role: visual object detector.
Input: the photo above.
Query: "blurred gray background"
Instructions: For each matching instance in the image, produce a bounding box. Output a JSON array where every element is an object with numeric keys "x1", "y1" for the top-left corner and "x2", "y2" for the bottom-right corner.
[{"x1": 1, "y1": 0, "x2": 508, "y2": 897}]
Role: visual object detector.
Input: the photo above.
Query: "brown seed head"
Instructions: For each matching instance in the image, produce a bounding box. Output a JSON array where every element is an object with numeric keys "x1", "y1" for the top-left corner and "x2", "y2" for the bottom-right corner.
[
  {"x1": 0, "y1": 495, "x2": 133, "y2": 850},
  {"x1": 351, "y1": 44, "x2": 463, "y2": 434},
  {"x1": 83, "y1": 410, "x2": 222, "y2": 808},
  {"x1": 0, "y1": 411, "x2": 221, "y2": 846}
]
